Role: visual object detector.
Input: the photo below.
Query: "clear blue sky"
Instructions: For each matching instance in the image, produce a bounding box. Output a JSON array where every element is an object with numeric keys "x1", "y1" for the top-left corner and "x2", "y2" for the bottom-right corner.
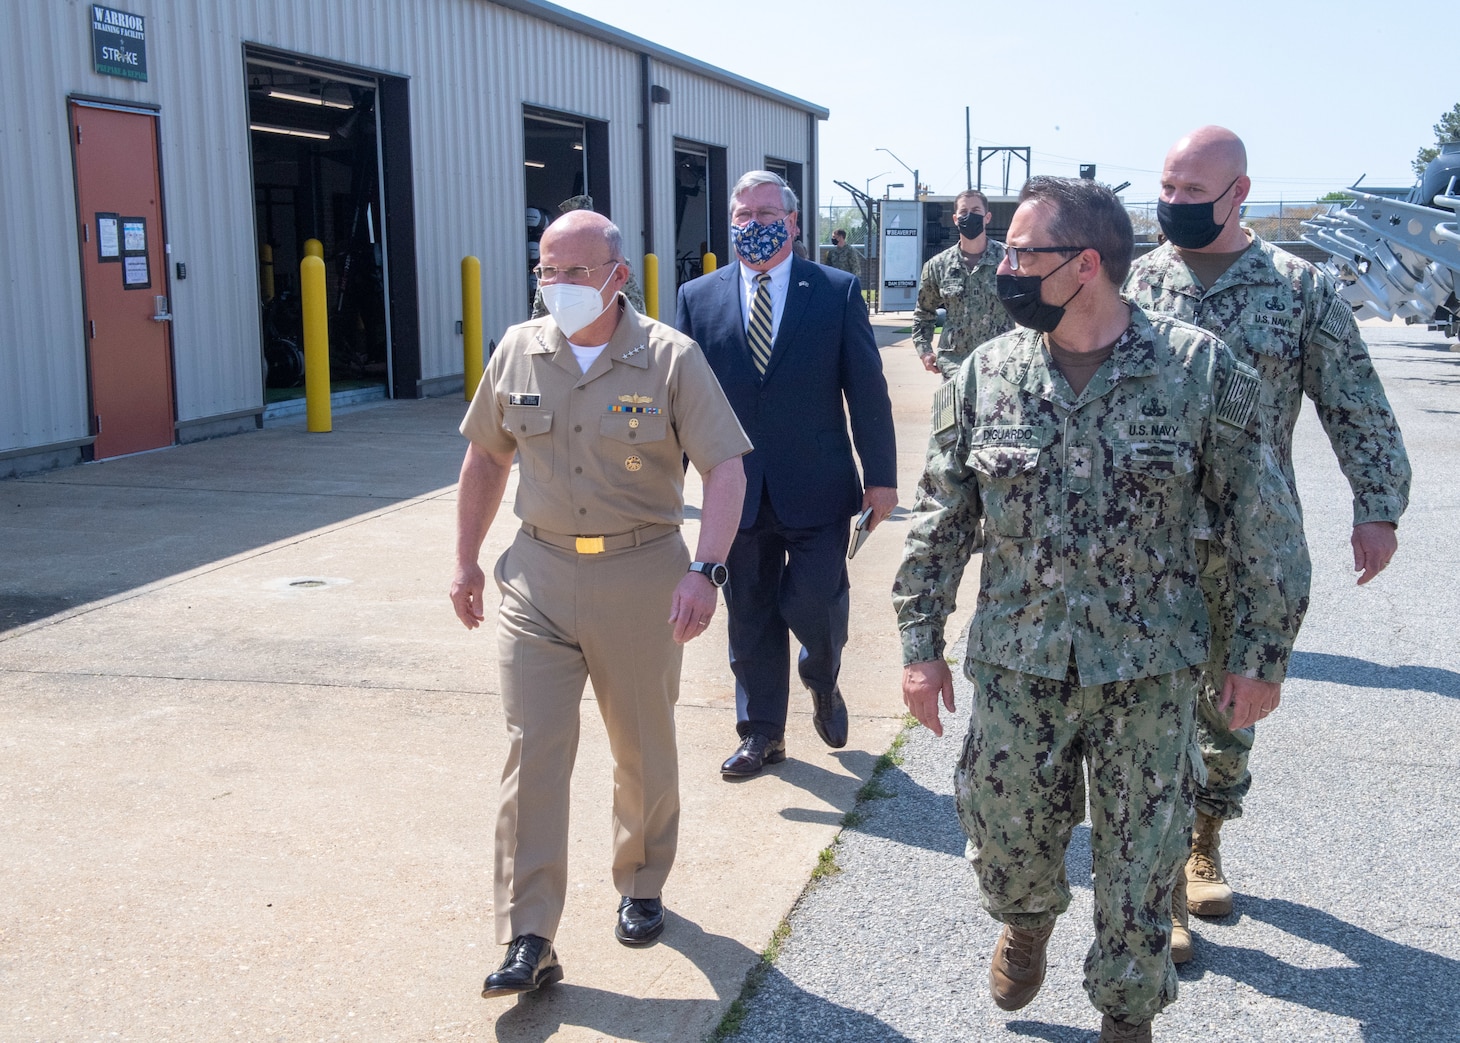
[{"x1": 555, "y1": 0, "x2": 1454, "y2": 207}]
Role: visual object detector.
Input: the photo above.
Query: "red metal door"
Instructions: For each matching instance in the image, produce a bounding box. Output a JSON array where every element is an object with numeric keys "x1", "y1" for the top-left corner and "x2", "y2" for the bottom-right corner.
[{"x1": 71, "y1": 101, "x2": 175, "y2": 458}]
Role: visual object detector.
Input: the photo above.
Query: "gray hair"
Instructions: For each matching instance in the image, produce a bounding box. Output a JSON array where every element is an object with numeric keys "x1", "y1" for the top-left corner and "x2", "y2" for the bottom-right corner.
[
  {"x1": 730, "y1": 170, "x2": 798, "y2": 214},
  {"x1": 603, "y1": 221, "x2": 624, "y2": 261}
]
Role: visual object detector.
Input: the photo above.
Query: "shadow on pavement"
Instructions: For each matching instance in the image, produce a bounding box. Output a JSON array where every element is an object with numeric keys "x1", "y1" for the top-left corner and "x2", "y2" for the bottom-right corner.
[
  {"x1": 1187, "y1": 896, "x2": 1460, "y2": 1043},
  {"x1": 1288, "y1": 650, "x2": 1460, "y2": 699},
  {"x1": 492, "y1": 913, "x2": 916, "y2": 1043},
  {"x1": 1005, "y1": 1019, "x2": 1098, "y2": 1042},
  {"x1": 0, "y1": 399, "x2": 468, "y2": 633}
]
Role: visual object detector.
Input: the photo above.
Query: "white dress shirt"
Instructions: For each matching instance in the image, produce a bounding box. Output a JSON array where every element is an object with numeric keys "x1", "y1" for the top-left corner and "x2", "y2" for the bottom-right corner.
[{"x1": 737, "y1": 256, "x2": 793, "y2": 345}]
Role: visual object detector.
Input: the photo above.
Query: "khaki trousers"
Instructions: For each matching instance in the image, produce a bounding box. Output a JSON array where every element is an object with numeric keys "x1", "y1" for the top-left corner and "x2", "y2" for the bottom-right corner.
[{"x1": 491, "y1": 527, "x2": 688, "y2": 943}]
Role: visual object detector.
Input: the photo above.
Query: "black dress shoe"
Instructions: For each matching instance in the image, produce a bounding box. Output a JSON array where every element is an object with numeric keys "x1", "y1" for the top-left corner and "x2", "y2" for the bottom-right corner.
[
  {"x1": 720, "y1": 733, "x2": 787, "y2": 778},
  {"x1": 810, "y1": 686, "x2": 849, "y2": 748},
  {"x1": 481, "y1": 934, "x2": 564, "y2": 998},
  {"x1": 615, "y1": 896, "x2": 666, "y2": 946}
]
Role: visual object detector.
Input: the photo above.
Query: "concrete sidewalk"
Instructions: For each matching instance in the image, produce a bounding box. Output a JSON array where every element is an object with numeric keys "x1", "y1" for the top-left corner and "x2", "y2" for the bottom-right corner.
[{"x1": 0, "y1": 314, "x2": 949, "y2": 1042}]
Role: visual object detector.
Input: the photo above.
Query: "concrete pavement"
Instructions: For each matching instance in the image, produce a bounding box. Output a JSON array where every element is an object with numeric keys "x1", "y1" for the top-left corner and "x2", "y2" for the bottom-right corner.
[{"x1": 0, "y1": 314, "x2": 950, "y2": 1042}]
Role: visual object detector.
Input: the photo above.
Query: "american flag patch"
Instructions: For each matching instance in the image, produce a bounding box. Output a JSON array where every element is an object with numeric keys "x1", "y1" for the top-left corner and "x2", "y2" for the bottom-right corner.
[
  {"x1": 1216, "y1": 367, "x2": 1261, "y2": 430},
  {"x1": 1319, "y1": 296, "x2": 1352, "y2": 341},
  {"x1": 932, "y1": 379, "x2": 959, "y2": 435}
]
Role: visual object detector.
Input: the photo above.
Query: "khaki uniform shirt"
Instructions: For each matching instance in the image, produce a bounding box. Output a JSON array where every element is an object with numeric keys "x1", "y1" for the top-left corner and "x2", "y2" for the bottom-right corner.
[
  {"x1": 461, "y1": 298, "x2": 751, "y2": 536},
  {"x1": 1125, "y1": 235, "x2": 1410, "y2": 527},
  {"x1": 912, "y1": 240, "x2": 1014, "y2": 375},
  {"x1": 894, "y1": 305, "x2": 1310, "y2": 685}
]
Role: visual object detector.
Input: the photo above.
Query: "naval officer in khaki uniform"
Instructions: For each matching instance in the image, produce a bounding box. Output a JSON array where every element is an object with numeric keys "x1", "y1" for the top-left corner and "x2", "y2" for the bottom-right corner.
[{"x1": 450, "y1": 210, "x2": 750, "y2": 998}]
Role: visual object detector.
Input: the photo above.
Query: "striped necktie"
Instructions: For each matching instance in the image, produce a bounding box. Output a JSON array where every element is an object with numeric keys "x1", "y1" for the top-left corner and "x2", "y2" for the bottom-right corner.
[{"x1": 748, "y1": 273, "x2": 773, "y2": 374}]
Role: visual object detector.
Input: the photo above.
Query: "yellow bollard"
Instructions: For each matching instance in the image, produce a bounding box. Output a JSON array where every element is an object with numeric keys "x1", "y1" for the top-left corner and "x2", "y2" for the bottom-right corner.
[
  {"x1": 702, "y1": 251, "x2": 717, "y2": 274},
  {"x1": 300, "y1": 254, "x2": 331, "y2": 433},
  {"x1": 260, "y1": 243, "x2": 275, "y2": 302},
  {"x1": 304, "y1": 238, "x2": 324, "y2": 260},
  {"x1": 462, "y1": 256, "x2": 484, "y2": 401},
  {"x1": 643, "y1": 253, "x2": 659, "y2": 319}
]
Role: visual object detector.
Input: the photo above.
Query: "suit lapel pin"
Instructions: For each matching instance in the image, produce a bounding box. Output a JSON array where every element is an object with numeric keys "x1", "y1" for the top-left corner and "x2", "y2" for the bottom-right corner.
[{"x1": 797, "y1": 280, "x2": 809, "y2": 288}]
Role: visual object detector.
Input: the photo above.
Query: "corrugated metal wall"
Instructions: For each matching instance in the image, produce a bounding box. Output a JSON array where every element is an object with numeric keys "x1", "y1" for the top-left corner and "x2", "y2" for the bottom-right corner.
[
  {"x1": 645, "y1": 60, "x2": 813, "y2": 308},
  {"x1": 0, "y1": 0, "x2": 818, "y2": 468}
]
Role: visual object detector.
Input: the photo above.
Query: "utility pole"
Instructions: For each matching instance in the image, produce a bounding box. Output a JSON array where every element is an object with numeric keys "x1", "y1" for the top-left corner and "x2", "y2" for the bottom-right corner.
[{"x1": 966, "y1": 106, "x2": 972, "y2": 190}]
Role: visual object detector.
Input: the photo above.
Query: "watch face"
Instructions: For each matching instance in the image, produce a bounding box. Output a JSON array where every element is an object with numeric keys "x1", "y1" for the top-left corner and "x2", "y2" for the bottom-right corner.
[{"x1": 692, "y1": 562, "x2": 728, "y2": 586}]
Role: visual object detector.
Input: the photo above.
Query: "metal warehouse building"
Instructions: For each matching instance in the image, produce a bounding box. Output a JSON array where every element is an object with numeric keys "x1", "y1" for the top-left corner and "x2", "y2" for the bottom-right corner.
[{"x1": 0, "y1": 0, "x2": 827, "y2": 477}]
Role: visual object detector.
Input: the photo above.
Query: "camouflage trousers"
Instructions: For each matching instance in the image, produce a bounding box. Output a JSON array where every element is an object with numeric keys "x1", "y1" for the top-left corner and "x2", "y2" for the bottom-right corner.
[
  {"x1": 1195, "y1": 540, "x2": 1255, "y2": 822},
  {"x1": 955, "y1": 659, "x2": 1198, "y2": 1023}
]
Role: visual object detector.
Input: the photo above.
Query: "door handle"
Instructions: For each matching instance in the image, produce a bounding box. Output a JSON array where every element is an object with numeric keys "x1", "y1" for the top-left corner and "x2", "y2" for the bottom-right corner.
[{"x1": 151, "y1": 295, "x2": 173, "y2": 322}]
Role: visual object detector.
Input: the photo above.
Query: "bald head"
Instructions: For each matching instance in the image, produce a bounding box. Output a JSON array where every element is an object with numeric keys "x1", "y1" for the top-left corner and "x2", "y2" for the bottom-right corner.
[
  {"x1": 1165, "y1": 126, "x2": 1247, "y2": 184},
  {"x1": 540, "y1": 208, "x2": 624, "y2": 262},
  {"x1": 1159, "y1": 125, "x2": 1251, "y2": 252}
]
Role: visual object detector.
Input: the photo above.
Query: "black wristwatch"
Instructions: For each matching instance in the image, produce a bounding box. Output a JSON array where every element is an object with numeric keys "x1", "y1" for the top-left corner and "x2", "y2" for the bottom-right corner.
[{"x1": 688, "y1": 561, "x2": 729, "y2": 587}]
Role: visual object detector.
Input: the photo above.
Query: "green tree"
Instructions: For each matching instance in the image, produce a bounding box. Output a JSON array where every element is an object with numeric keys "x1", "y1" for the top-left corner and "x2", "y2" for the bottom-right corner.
[
  {"x1": 1318, "y1": 191, "x2": 1353, "y2": 203},
  {"x1": 1412, "y1": 103, "x2": 1460, "y2": 177}
]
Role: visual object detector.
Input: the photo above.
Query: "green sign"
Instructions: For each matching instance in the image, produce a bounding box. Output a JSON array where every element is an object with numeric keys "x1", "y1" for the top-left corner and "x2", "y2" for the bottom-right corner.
[{"x1": 91, "y1": 6, "x2": 147, "y2": 82}]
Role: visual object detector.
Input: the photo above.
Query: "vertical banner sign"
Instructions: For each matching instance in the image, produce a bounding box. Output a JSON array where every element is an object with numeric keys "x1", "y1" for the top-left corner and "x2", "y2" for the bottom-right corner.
[
  {"x1": 91, "y1": 6, "x2": 147, "y2": 82},
  {"x1": 879, "y1": 200, "x2": 924, "y2": 313}
]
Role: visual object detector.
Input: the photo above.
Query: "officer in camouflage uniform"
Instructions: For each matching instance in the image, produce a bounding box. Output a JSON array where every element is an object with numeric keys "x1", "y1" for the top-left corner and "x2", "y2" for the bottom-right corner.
[
  {"x1": 1125, "y1": 127, "x2": 1411, "y2": 961},
  {"x1": 912, "y1": 189, "x2": 1014, "y2": 379},
  {"x1": 823, "y1": 228, "x2": 862, "y2": 279},
  {"x1": 532, "y1": 196, "x2": 646, "y2": 317},
  {"x1": 895, "y1": 178, "x2": 1310, "y2": 1043}
]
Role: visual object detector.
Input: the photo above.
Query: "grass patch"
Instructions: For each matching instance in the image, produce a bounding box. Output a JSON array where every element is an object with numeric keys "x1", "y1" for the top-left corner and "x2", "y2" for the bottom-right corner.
[
  {"x1": 809, "y1": 844, "x2": 841, "y2": 881},
  {"x1": 709, "y1": 920, "x2": 792, "y2": 1041},
  {"x1": 705, "y1": 718, "x2": 919, "y2": 1041}
]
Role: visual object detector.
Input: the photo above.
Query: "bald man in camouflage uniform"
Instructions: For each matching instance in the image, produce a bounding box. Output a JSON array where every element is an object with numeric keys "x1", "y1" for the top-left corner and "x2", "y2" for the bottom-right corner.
[
  {"x1": 896, "y1": 177, "x2": 1309, "y2": 1042},
  {"x1": 911, "y1": 189, "x2": 1013, "y2": 379},
  {"x1": 1125, "y1": 126, "x2": 1410, "y2": 961}
]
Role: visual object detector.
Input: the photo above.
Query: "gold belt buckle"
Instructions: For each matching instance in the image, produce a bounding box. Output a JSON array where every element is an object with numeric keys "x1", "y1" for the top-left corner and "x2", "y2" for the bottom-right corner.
[{"x1": 575, "y1": 536, "x2": 605, "y2": 554}]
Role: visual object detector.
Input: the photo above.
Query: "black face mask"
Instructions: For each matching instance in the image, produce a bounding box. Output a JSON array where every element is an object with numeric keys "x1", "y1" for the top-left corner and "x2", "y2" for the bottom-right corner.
[
  {"x1": 995, "y1": 253, "x2": 1083, "y2": 333},
  {"x1": 1156, "y1": 175, "x2": 1241, "y2": 249},
  {"x1": 956, "y1": 212, "x2": 985, "y2": 240}
]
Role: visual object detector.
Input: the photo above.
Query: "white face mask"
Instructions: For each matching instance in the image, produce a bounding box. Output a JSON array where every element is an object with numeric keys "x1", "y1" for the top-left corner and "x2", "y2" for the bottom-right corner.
[{"x1": 540, "y1": 264, "x2": 620, "y2": 339}]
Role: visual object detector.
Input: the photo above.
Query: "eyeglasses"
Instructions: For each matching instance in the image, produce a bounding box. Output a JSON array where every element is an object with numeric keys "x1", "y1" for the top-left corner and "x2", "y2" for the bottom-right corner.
[
  {"x1": 532, "y1": 261, "x2": 619, "y2": 282},
  {"x1": 1004, "y1": 245, "x2": 1090, "y2": 271},
  {"x1": 731, "y1": 207, "x2": 789, "y2": 225}
]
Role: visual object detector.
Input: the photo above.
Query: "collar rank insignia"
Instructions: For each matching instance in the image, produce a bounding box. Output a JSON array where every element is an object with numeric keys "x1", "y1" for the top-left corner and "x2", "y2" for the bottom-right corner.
[{"x1": 619, "y1": 344, "x2": 647, "y2": 360}]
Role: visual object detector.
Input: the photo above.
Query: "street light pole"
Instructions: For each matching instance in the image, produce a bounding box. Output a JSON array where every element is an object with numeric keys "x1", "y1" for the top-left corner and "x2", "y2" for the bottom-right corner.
[
  {"x1": 877, "y1": 147, "x2": 920, "y2": 200},
  {"x1": 866, "y1": 170, "x2": 892, "y2": 198}
]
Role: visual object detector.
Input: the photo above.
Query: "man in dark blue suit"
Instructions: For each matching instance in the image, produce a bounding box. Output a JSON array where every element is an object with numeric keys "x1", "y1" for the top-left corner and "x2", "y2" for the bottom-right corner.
[{"x1": 676, "y1": 170, "x2": 898, "y2": 778}]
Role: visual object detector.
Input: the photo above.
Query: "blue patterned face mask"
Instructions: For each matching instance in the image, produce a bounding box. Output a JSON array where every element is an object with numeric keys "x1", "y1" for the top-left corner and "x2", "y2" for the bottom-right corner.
[{"x1": 731, "y1": 218, "x2": 791, "y2": 266}]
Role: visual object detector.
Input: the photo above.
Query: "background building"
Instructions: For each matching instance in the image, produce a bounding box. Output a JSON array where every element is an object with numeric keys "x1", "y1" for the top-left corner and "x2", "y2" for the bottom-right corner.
[{"x1": 1, "y1": 0, "x2": 826, "y2": 476}]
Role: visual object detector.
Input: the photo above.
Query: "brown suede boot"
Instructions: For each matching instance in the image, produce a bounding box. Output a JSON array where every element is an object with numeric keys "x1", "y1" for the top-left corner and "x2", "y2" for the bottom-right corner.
[
  {"x1": 1099, "y1": 1014, "x2": 1153, "y2": 1042},
  {"x1": 988, "y1": 922, "x2": 1054, "y2": 1011},
  {"x1": 1170, "y1": 872, "x2": 1192, "y2": 964},
  {"x1": 1186, "y1": 810, "x2": 1233, "y2": 917}
]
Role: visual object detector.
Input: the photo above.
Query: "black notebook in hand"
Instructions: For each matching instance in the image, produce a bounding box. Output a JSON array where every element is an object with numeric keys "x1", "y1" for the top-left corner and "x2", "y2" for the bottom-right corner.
[{"x1": 847, "y1": 507, "x2": 875, "y2": 560}]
